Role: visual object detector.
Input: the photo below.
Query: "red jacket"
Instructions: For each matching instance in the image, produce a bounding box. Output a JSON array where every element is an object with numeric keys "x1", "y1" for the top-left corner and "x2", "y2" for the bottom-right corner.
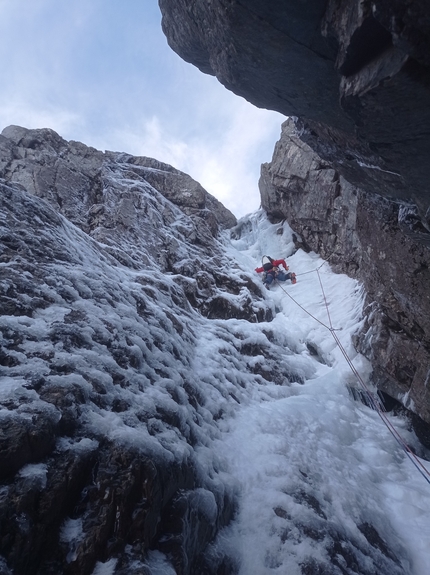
[{"x1": 255, "y1": 259, "x2": 289, "y2": 273}]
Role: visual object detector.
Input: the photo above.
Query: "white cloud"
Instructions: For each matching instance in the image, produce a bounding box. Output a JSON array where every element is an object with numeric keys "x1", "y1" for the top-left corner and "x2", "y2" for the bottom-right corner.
[
  {"x1": 0, "y1": 99, "x2": 83, "y2": 136},
  {"x1": 93, "y1": 100, "x2": 283, "y2": 218},
  {"x1": 0, "y1": 0, "x2": 285, "y2": 219}
]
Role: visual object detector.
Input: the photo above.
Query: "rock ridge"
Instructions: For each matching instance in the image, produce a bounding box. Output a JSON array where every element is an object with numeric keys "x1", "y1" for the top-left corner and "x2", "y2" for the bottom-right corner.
[{"x1": 0, "y1": 125, "x2": 236, "y2": 237}]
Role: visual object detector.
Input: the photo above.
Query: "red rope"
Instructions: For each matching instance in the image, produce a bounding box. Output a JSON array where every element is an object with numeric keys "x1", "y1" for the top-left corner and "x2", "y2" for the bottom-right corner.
[
  {"x1": 316, "y1": 268, "x2": 334, "y2": 331},
  {"x1": 275, "y1": 272, "x2": 430, "y2": 485}
]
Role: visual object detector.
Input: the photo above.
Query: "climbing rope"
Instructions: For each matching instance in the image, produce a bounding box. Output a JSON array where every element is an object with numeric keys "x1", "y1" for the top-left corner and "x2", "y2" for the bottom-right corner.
[
  {"x1": 273, "y1": 266, "x2": 430, "y2": 485},
  {"x1": 295, "y1": 259, "x2": 327, "y2": 277},
  {"x1": 272, "y1": 264, "x2": 340, "y2": 332},
  {"x1": 275, "y1": 286, "x2": 339, "y2": 332}
]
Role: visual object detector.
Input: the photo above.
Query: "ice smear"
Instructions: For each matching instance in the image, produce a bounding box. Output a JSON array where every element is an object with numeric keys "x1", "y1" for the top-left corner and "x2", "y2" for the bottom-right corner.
[
  {"x1": 60, "y1": 518, "x2": 84, "y2": 563},
  {"x1": 60, "y1": 518, "x2": 84, "y2": 545},
  {"x1": 145, "y1": 551, "x2": 177, "y2": 575},
  {"x1": 91, "y1": 558, "x2": 118, "y2": 575},
  {"x1": 208, "y1": 210, "x2": 430, "y2": 575},
  {"x1": 18, "y1": 463, "x2": 48, "y2": 489}
]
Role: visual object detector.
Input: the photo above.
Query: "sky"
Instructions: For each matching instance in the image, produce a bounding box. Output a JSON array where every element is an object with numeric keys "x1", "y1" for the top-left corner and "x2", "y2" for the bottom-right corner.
[{"x1": 0, "y1": 0, "x2": 285, "y2": 218}]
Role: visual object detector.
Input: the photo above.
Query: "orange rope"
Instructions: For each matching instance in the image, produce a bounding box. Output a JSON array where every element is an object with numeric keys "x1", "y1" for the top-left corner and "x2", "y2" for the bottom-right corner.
[{"x1": 274, "y1": 270, "x2": 430, "y2": 485}]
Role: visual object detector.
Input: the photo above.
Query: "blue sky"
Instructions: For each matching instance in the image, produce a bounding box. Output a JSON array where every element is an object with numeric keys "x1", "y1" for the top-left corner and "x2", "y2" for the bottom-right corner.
[{"x1": 0, "y1": 0, "x2": 284, "y2": 217}]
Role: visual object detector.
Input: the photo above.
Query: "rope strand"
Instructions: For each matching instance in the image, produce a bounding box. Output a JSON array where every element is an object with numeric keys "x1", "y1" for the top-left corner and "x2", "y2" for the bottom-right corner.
[
  {"x1": 316, "y1": 268, "x2": 334, "y2": 330},
  {"x1": 274, "y1": 270, "x2": 430, "y2": 485},
  {"x1": 273, "y1": 278, "x2": 341, "y2": 331}
]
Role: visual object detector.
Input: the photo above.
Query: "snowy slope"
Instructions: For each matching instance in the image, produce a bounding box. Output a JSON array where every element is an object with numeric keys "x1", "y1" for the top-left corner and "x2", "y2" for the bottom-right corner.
[
  {"x1": 206, "y1": 212, "x2": 430, "y2": 575},
  {"x1": 1, "y1": 157, "x2": 430, "y2": 575}
]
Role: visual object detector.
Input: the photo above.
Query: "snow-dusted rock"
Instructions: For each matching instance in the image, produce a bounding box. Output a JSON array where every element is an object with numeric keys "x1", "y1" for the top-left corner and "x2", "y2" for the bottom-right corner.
[
  {"x1": 0, "y1": 130, "x2": 279, "y2": 574},
  {"x1": 0, "y1": 125, "x2": 235, "y2": 237},
  {"x1": 1, "y1": 127, "x2": 429, "y2": 575}
]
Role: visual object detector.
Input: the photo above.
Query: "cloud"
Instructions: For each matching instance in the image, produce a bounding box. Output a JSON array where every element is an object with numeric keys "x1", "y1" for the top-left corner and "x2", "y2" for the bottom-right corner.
[
  {"x1": 0, "y1": 0, "x2": 285, "y2": 219},
  {"x1": 179, "y1": 104, "x2": 283, "y2": 217},
  {"x1": 0, "y1": 99, "x2": 83, "y2": 138},
  {"x1": 96, "y1": 99, "x2": 283, "y2": 218}
]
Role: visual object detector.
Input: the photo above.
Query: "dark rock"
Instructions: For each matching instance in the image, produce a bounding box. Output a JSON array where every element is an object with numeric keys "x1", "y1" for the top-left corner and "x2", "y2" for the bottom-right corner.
[
  {"x1": 0, "y1": 409, "x2": 60, "y2": 480},
  {"x1": 0, "y1": 440, "x2": 98, "y2": 574},
  {"x1": 0, "y1": 129, "x2": 268, "y2": 574},
  {"x1": 358, "y1": 522, "x2": 400, "y2": 563},
  {"x1": 159, "y1": 0, "x2": 344, "y2": 128},
  {"x1": 411, "y1": 412, "x2": 430, "y2": 451},
  {"x1": 159, "y1": 0, "x2": 430, "y2": 220}
]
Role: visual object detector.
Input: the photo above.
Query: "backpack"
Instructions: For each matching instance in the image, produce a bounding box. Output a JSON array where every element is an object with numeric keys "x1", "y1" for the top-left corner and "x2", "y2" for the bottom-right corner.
[{"x1": 262, "y1": 255, "x2": 274, "y2": 271}]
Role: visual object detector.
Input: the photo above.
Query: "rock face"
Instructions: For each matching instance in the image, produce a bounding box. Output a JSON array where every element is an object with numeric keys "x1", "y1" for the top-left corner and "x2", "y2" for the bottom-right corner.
[
  {"x1": 0, "y1": 125, "x2": 236, "y2": 238},
  {"x1": 260, "y1": 118, "x2": 430, "y2": 433},
  {"x1": 159, "y1": 0, "x2": 430, "y2": 221},
  {"x1": 0, "y1": 126, "x2": 275, "y2": 574}
]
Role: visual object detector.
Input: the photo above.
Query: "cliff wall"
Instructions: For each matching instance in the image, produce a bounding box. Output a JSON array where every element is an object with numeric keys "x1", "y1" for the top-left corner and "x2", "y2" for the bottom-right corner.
[
  {"x1": 159, "y1": 0, "x2": 430, "y2": 220},
  {"x1": 0, "y1": 126, "x2": 262, "y2": 574},
  {"x1": 1, "y1": 127, "x2": 427, "y2": 574},
  {"x1": 260, "y1": 119, "x2": 430, "y2": 435}
]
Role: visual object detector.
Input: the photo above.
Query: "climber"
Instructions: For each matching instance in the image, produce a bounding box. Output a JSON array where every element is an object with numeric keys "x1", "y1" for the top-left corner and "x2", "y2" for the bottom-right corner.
[{"x1": 255, "y1": 255, "x2": 296, "y2": 289}]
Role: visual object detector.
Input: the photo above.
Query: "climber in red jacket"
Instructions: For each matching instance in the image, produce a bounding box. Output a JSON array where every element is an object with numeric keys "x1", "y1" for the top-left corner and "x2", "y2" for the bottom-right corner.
[{"x1": 255, "y1": 256, "x2": 296, "y2": 289}]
